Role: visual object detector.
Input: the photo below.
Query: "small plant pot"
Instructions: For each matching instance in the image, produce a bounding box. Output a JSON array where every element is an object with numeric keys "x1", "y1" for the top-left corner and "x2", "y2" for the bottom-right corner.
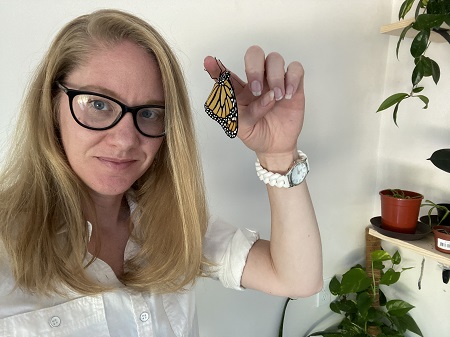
[
  {"x1": 433, "y1": 226, "x2": 450, "y2": 253},
  {"x1": 379, "y1": 189, "x2": 423, "y2": 234},
  {"x1": 437, "y1": 203, "x2": 450, "y2": 226}
]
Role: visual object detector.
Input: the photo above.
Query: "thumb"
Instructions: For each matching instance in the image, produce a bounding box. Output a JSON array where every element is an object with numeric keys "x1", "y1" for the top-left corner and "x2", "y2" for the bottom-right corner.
[{"x1": 240, "y1": 90, "x2": 275, "y2": 128}]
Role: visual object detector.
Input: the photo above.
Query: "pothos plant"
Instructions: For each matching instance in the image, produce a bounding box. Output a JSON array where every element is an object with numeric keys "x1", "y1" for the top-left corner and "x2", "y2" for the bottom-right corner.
[
  {"x1": 377, "y1": 0, "x2": 450, "y2": 124},
  {"x1": 278, "y1": 250, "x2": 423, "y2": 337}
]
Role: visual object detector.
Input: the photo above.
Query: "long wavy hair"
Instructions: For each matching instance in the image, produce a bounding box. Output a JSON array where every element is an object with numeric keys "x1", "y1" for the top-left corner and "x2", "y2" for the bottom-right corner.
[{"x1": 0, "y1": 9, "x2": 208, "y2": 296}]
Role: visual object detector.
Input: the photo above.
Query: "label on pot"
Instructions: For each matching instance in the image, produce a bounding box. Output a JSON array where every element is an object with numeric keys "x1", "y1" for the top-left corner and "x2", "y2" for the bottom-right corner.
[{"x1": 437, "y1": 238, "x2": 450, "y2": 251}]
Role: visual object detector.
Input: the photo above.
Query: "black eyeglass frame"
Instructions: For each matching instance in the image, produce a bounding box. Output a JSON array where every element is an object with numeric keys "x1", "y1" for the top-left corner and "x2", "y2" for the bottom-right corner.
[{"x1": 56, "y1": 82, "x2": 166, "y2": 138}]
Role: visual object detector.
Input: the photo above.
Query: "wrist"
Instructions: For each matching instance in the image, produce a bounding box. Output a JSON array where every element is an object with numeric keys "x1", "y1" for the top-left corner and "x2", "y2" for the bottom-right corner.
[
  {"x1": 255, "y1": 150, "x2": 309, "y2": 188},
  {"x1": 256, "y1": 149, "x2": 299, "y2": 174}
]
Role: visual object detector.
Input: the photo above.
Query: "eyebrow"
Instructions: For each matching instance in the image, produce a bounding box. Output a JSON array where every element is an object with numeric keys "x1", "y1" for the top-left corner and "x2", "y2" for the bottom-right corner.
[{"x1": 75, "y1": 84, "x2": 165, "y2": 106}]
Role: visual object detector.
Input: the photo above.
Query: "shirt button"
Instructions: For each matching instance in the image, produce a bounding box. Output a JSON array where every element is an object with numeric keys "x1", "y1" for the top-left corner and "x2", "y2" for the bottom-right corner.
[
  {"x1": 49, "y1": 316, "x2": 61, "y2": 327},
  {"x1": 140, "y1": 312, "x2": 149, "y2": 322}
]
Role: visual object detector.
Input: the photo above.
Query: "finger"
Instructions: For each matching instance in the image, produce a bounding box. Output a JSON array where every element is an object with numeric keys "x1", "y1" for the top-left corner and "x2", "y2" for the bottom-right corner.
[
  {"x1": 284, "y1": 61, "x2": 304, "y2": 100},
  {"x1": 244, "y1": 45, "x2": 266, "y2": 97},
  {"x1": 265, "y1": 52, "x2": 286, "y2": 101},
  {"x1": 239, "y1": 90, "x2": 275, "y2": 136},
  {"x1": 203, "y1": 56, "x2": 246, "y2": 90}
]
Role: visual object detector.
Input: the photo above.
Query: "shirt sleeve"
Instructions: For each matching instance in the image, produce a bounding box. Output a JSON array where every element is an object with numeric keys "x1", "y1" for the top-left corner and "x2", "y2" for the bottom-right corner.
[{"x1": 202, "y1": 217, "x2": 259, "y2": 290}]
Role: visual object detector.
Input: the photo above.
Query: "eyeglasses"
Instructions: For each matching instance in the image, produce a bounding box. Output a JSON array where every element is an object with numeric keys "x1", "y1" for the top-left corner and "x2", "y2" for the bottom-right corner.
[{"x1": 56, "y1": 82, "x2": 166, "y2": 138}]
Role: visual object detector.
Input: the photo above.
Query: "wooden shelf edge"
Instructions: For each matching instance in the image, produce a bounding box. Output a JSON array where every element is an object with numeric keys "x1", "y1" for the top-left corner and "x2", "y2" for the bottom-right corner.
[
  {"x1": 367, "y1": 225, "x2": 450, "y2": 266},
  {"x1": 380, "y1": 18, "x2": 449, "y2": 43}
]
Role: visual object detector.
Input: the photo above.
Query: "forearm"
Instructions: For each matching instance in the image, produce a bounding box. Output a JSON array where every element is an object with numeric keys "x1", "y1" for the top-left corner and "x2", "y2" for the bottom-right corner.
[
  {"x1": 241, "y1": 151, "x2": 323, "y2": 298},
  {"x1": 267, "y1": 181, "x2": 323, "y2": 297}
]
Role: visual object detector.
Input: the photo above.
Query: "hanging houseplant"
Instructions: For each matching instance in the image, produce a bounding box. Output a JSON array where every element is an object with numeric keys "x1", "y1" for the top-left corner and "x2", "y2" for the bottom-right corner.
[{"x1": 377, "y1": 0, "x2": 450, "y2": 124}]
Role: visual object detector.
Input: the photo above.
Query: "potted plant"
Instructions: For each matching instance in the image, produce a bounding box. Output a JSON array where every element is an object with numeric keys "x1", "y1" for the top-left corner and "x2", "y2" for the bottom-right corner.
[
  {"x1": 421, "y1": 199, "x2": 450, "y2": 227},
  {"x1": 380, "y1": 189, "x2": 424, "y2": 233},
  {"x1": 277, "y1": 250, "x2": 422, "y2": 337},
  {"x1": 420, "y1": 199, "x2": 450, "y2": 252},
  {"x1": 432, "y1": 225, "x2": 450, "y2": 253},
  {"x1": 376, "y1": 0, "x2": 450, "y2": 124}
]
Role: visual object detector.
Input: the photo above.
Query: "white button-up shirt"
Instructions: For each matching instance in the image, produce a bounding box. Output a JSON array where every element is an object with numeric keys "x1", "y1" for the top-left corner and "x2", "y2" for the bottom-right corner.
[{"x1": 0, "y1": 200, "x2": 259, "y2": 337}]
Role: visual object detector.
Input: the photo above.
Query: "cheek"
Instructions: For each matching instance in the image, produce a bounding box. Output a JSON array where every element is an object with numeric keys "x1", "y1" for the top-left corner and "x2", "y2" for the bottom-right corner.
[{"x1": 142, "y1": 138, "x2": 164, "y2": 166}]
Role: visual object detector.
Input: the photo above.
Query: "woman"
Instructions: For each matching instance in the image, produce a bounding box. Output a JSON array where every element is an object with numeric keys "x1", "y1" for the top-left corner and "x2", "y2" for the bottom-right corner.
[{"x1": 0, "y1": 9, "x2": 322, "y2": 336}]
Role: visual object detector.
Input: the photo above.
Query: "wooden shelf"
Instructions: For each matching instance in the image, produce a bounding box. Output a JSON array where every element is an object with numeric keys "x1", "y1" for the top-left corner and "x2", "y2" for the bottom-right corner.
[
  {"x1": 368, "y1": 225, "x2": 450, "y2": 266},
  {"x1": 381, "y1": 18, "x2": 450, "y2": 43}
]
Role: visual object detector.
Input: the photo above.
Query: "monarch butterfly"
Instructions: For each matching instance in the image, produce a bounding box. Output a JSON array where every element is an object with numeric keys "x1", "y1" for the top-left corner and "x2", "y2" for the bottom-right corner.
[{"x1": 204, "y1": 59, "x2": 238, "y2": 138}]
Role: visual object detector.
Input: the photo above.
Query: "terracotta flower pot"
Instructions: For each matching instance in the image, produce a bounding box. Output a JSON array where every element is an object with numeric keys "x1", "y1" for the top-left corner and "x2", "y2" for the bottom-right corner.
[
  {"x1": 433, "y1": 226, "x2": 450, "y2": 254},
  {"x1": 379, "y1": 189, "x2": 423, "y2": 234}
]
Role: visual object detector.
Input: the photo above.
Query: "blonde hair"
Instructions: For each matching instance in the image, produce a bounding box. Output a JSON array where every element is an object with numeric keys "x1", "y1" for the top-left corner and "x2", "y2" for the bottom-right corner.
[{"x1": 0, "y1": 9, "x2": 208, "y2": 295}]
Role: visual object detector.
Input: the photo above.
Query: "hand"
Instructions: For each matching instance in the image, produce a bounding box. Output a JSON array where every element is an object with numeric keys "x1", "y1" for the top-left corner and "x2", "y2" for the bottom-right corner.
[{"x1": 204, "y1": 45, "x2": 306, "y2": 162}]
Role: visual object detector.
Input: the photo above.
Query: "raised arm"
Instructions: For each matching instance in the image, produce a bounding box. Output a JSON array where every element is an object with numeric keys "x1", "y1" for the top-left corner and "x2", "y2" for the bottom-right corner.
[{"x1": 204, "y1": 46, "x2": 323, "y2": 298}]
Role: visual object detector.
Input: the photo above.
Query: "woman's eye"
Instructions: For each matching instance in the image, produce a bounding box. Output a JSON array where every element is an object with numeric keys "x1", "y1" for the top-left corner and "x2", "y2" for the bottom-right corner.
[
  {"x1": 140, "y1": 109, "x2": 157, "y2": 119},
  {"x1": 91, "y1": 99, "x2": 109, "y2": 111}
]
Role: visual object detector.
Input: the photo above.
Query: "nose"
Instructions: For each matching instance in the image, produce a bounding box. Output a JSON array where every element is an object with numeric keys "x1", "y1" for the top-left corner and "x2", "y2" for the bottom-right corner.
[{"x1": 106, "y1": 112, "x2": 140, "y2": 149}]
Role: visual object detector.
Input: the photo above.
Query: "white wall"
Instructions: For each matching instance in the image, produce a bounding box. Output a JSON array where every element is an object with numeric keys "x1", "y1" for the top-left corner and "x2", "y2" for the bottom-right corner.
[{"x1": 5, "y1": 1, "x2": 442, "y2": 336}]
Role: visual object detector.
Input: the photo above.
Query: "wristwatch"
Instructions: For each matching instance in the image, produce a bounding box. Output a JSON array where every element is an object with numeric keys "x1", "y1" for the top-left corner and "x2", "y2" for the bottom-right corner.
[
  {"x1": 286, "y1": 152, "x2": 309, "y2": 187},
  {"x1": 255, "y1": 150, "x2": 310, "y2": 188}
]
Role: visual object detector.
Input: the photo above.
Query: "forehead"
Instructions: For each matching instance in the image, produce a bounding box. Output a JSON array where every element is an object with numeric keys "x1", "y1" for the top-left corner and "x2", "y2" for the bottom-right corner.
[{"x1": 65, "y1": 40, "x2": 164, "y2": 105}]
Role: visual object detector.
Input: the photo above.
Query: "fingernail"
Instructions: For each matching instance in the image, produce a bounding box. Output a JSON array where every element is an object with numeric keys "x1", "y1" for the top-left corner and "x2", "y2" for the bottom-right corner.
[
  {"x1": 285, "y1": 85, "x2": 294, "y2": 100},
  {"x1": 261, "y1": 90, "x2": 275, "y2": 107},
  {"x1": 273, "y1": 87, "x2": 283, "y2": 101},
  {"x1": 251, "y1": 80, "x2": 262, "y2": 96}
]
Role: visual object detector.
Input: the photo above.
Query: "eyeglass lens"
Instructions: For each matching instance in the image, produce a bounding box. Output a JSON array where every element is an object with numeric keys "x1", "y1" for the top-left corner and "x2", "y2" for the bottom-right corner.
[{"x1": 71, "y1": 93, "x2": 165, "y2": 137}]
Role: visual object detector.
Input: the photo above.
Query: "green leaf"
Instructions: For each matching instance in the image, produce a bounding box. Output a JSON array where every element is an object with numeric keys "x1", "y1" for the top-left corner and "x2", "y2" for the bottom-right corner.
[
  {"x1": 377, "y1": 93, "x2": 409, "y2": 112},
  {"x1": 412, "y1": 86, "x2": 424, "y2": 93},
  {"x1": 372, "y1": 260, "x2": 384, "y2": 270},
  {"x1": 380, "y1": 269, "x2": 401, "y2": 285},
  {"x1": 333, "y1": 299, "x2": 357, "y2": 314},
  {"x1": 416, "y1": 95, "x2": 429, "y2": 109},
  {"x1": 372, "y1": 250, "x2": 391, "y2": 262},
  {"x1": 413, "y1": 14, "x2": 446, "y2": 30},
  {"x1": 367, "y1": 307, "x2": 385, "y2": 322},
  {"x1": 396, "y1": 314, "x2": 424, "y2": 336},
  {"x1": 428, "y1": 149, "x2": 450, "y2": 173},
  {"x1": 427, "y1": 0, "x2": 450, "y2": 14},
  {"x1": 396, "y1": 23, "x2": 414, "y2": 58},
  {"x1": 399, "y1": 0, "x2": 415, "y2": 19},
  {"x1": 391, "y1": 251, "x2": 401, "y2": 265},
  {"x1": 411, "y1": 61, "x2": 424, "y2": 86},
  {"x1": 339, "y1": 317, "x2": 364, "y2": 334},
  {"x1": 356, "y1": 292, "x2": 372, "y2": 318},
  {"x1": 340, "y1": 268, "x2": 371, "y2": 294},
  {"x1": 393, "y1": 102, "x2": 401, "y2": 126},
  {"x1": 420, "y1": 56, "x2": 433, "y2": 77},
  {"x1": 386, "y1": 299, "x2": 415, "y2": 316},
  {"x1": 430, "y1": 58, "x2": 440, "y2": 84},
  {"x1": 329, "y1": 301, "x2": 341, "y2": 314},
  {"x1": 410, "y1": 29, "x2": 430, "y2": 57},
  {"x1": 329, "y1": 276, "x2": 341, "y2": 295}
]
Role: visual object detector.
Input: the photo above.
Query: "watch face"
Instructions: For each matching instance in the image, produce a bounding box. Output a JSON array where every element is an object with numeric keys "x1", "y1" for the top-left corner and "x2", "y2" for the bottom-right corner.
[{"x1": 290, "y1": 163, "x2": 308, "y2": 185}]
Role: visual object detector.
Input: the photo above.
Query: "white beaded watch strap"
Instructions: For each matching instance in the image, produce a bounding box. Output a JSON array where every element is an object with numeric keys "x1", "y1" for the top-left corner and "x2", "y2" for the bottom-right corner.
[
  {"x1": 255, "y1": 165, "x2": 290, "y2": 188},
  {"x1": 255, "y1": 150, "x2": 305, "y2": 188}
]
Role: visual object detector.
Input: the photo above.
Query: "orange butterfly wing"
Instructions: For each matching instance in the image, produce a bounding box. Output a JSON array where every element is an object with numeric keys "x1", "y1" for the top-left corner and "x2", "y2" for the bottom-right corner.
[{"x1": 204, "y1": 69, "x2": 238, "y2": 138}]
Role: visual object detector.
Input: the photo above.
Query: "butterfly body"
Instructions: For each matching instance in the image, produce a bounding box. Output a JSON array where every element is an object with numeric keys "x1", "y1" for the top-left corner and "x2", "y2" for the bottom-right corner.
[{"x1": 204, "y1": 63, "x2": 238, "y2": 138}]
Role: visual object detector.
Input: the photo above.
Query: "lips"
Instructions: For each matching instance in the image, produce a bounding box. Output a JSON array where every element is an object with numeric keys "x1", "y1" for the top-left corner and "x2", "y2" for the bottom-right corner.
[{"x1": 96, "y1": 156, "x2": 138, "y2": 170}]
